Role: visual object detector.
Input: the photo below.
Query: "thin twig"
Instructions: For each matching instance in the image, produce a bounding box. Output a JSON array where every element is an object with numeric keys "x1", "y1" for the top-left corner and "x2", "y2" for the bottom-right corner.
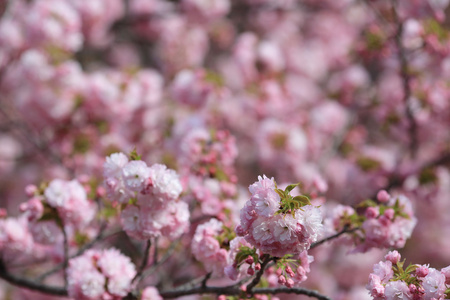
[
  {"x1": 36, "y1": 227, "x2": 121, "y2": 282},
  {"x1": 391, "y1": 0, "x2": 418, "y2": 158},
  {"x1": 201, "y1": 272, "x2": 212, "y2": 288},
  {"x1": 61, "y1": 224, "x2": 69, "y2": 288},
  {"x1": 310, "y1": 225, "x2": 360, "y2": 249},
  {"x1": 246, "y1": 254, "x2": 272, "y2": 294},
  {"x1": 153, "y1": 237, "x2": 159, "y2": 266},
  {"x1": 132, "y1": 239, "x2": 152, "y2": 284},
  {"x1": 140, "y1": 238, "x2": 180, "y2": 279}
]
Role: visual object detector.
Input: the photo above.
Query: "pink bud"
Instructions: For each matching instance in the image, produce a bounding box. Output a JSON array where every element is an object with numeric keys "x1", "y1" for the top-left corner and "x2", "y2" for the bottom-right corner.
[
  {"x1": 409, "y1": 284, "x2": 417, "y2": 293},
  {"x1": 365, "y1": 206, "x2": 379, "y2": 219},
  {"x1": 245, "y1": 255, "x2": 254, "y2": 264},
  {"x1": 255, "y1": 263, "x2": 261, "y2": 271},
  {"x1": 25, "y1": 184, "x2": 38, "y2": 196},
  {"x1": 96, "y1": 186, "x2": 106, "y2": 197},
  {"x1": 276, "y1": 268, "x2": 282, "y2": 276},
  {"x1": 278, "y1": 275, "x2": 286, "y2": 285},
  {"x1": 218, "y1": 296, "x2": 226, "y2": 300},
  {"x1": 235, "y1": 225, "x2": 246, "y2": 236},
  {"x1": 286, "y1": 278, "x2": 294, "y2": 288},
  {"x1": 377, "y1": 190, "x2": 390, "y2": 203},
  {"x1": 285, "y1": 266, "x2": 295, "y2": 277},
  {"x1": 415, "y1": 265, "x2": 429, "y2": 277},
  {"x1": 247, "y1": 267, "x2": 255, "y2": 275},
  {"x1": 384, "y1": 208, "x2": 395, "y2": 220},
  {"x1": 385, "y1": 250, "x2": 401, "y2": 264}
]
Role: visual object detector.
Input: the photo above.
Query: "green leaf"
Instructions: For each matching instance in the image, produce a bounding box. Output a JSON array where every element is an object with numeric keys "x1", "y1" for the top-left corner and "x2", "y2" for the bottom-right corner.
[
  {"x1": 284, "y1": 184, "x2": 299, "y2": 193},
  {"x1": 293, "y1": 195, "x2": 312, "y2": 206},
  {"x1": 129, "y1": 147, "x2": 142, "y2": 161},
  {"x1": 357, "y1": 199, "x2": 378, "y2": 208},
  {"x1": 418, "y1": 167, "x2": 437, "y2": 185},
  {"x1": 405, "y1": 264, "x2": 419, "y2": 274},
  {"x1": 275, "y1": 189, "x2": 285, "y2": 198},
  {"x1": 356, "y1": 157, "x2": 381, "y2": 172},
  {"x1": 74, "y1": 231, "x2": 90, "y2": 246}
]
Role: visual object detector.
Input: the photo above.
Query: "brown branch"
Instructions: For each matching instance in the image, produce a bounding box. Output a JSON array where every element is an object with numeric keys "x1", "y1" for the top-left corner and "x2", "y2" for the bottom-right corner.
[
  {"x1": 131, "y1": 239, "x2": 152, "y2": 284},
  {"x1": 158, "y1": 284, "x2": 331, "y2": 300},
  {"x1": 140, "y1": 238, "x2": 180, "y2": 279},
  {"x1": 0, "y1": 259, "x2": 68, "y2": 297},
  {"x1": 61, "y1": 225, "x2": 69, "y2": 288}
]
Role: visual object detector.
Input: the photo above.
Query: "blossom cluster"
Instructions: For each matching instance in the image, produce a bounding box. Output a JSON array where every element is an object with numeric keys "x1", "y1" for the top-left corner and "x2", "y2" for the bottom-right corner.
[
  {"x1": 272, "y1": 251, "x2": 314, "y2": 288},
  {"x1": 0, "y1": 178, "x2": 96, "y2": 263},
  {"x1": 191, "y1": 218, "x2": 230, "y2": 276},
  {"x1": 366, "y1": 250, "x2": 450, "y2": 300},
  {"x1": 67, "y1": 248, "x2": 136, "y2": 299},
  {"x1": 103, "y1": 152, "x2": 189, "y2": 240},
  {"x1": 325, "y1": 190, "x2": 417, "y2": 253},
  {"x1": 236, "y1": 175, "x2": 323, "y2": 257}
]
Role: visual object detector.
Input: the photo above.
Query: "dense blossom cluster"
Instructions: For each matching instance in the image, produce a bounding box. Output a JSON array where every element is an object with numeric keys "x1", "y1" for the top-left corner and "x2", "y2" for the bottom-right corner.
[
  {"x1": 0, "y1": 178, "x2": 96, "y2": 264},
  {"x1": 103, "y1": 152, "x2": 189, "y2": 240},
  {"x1": 191, "y1": 218, "x2": 229, "y2": 276},
  {"x1": 67, "y1": 248, "x2": 136, "y2": 299},
  {"x1": 367, "y1": 251, "x2": 450, "y2": 300},
  {"x1": 236, "y1": 175, "x2": 323, "y2": 257},
  {"x1": 325, "y1": 191, "x2": 417, "y2": 253}
]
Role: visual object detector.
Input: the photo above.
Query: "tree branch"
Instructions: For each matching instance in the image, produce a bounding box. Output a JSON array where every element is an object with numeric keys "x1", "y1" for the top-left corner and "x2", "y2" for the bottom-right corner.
[
  {"x1": 0, "y1": 259, "x2": 68, "y2": 296},
  {"x1": 310, "y1": 225, "x2": 360, "y2": 249},
  {"x1": 159, "y1": 284, "x2": 331, "y2": 300},
  {"x1": 132, "y1": 239, "x2": 152, "y2": 284},
  {"x1": 61, "y1": 225, "x2": 69, "y2": 288}
]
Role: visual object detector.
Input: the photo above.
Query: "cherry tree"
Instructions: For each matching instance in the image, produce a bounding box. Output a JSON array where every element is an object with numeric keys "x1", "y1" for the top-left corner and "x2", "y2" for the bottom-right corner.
[{"x1": 0, "y1": 0, "x2": 450, "y2": 299}]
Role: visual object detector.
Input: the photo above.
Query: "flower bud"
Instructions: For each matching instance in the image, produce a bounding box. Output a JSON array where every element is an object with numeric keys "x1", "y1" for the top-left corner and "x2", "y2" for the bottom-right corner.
[
  {"x1": 365, "y1": 206, "x2": 379, "y2": 219},
  {"x1": 385, "y1": 250, "x2": 401, "y2": 264},
  {"x1": 377, "y1": 190, "x2": 390, "y2": 203},
  {"x1": 415, "y1": 265, "x2": 429, "y2": 277},
  {"x1": 286, "y1": 278, "x2": 294, "y2": 288},
  {"x1": 384, "y1": 208, "x2": 395, "y2": 220},
  {"x1": 278, "y1": 275, "x2": 286, "y2": 285},
  {"x1": 245, "y1": 255, "x2": 254, "y2": 264}
]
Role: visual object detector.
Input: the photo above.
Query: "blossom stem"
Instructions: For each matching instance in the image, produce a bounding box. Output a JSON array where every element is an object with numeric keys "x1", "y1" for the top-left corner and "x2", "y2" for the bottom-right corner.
[
  {"x1": 132, "y1": 239, "x2": 152, "y2": 284},
  {"x1": 246, "y1": 254, "x2": 272, "y2": 294},
  {"x1": 310, "y1": 225, "x2": 360, "y2": 249}
]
